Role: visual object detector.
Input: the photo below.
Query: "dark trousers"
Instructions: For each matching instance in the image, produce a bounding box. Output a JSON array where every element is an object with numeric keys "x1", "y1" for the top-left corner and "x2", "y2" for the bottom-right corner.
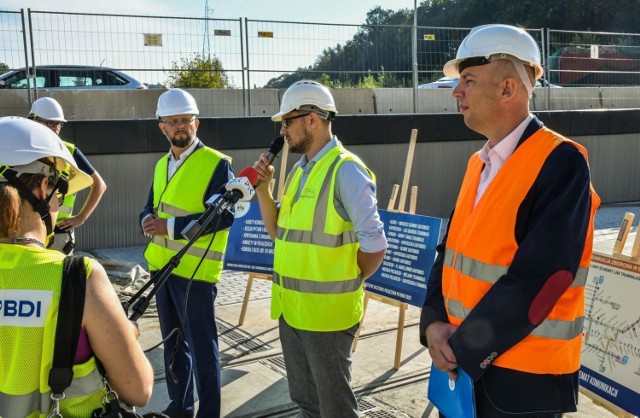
[
  {"x1": 437, "y1": 378, "x2": 567, "y2": 418},
  {"x1": 278, "y1": 317, "x2": 359, "y2": 418},
  {"x1": 156, "y1": 273, "x2": 220, "y2": 418}
]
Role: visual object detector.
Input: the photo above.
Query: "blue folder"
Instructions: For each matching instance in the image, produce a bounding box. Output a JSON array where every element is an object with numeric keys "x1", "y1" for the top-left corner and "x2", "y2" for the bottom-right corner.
[{"x1": 427, "y1": 366, "x2": 476, "y2": 418}]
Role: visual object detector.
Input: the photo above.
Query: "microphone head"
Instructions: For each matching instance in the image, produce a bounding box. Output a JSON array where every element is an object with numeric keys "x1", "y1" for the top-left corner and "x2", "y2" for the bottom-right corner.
[
  {"x1": 268, "y1": 136, "x2": 285, "y2": 156},
  {"x1": 237, "y1": 166, "x2": 259, "y2": 186}
]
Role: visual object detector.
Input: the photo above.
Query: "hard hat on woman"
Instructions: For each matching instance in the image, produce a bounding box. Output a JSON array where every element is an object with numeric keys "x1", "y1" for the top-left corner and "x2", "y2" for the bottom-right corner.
[
  {"x1": 0, "y1": 116, "x2": 93, "y2": 238},
  {"x1": 0, "y1": 116, "x2": 92, "y2": 195}
]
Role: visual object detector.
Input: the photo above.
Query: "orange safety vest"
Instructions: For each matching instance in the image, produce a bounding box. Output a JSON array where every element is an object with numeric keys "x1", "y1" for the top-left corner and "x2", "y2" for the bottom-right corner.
[{"x1": 443, "y1": 127, "x2": 600, "y2": 374}]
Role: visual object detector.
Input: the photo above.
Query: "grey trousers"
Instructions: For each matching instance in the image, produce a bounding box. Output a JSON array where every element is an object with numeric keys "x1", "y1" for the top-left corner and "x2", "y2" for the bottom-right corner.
[{"x1": 278, "y1": 317, "x2": 359, "y2": 418}]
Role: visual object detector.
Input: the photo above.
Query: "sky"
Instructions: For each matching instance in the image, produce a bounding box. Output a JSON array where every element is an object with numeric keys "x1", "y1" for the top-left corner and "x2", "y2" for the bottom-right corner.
[
  {"x1": 0, "y1": 0, "x2": 419, "y2": 88},
  {"x1": 0, "y1": 0, "x2": 417, "y2": 25}
]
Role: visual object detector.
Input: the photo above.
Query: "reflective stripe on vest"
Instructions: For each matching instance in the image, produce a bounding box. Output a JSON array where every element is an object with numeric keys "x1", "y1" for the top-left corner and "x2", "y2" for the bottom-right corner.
[
  {"x1": 144, "y1": 146, "x2": 231, "y2": 283},
  {"x1": 157, "y1": 202, "x2": 192, "y2": 217},
  {"x1": 272, "y1": 144, "x2": 373, "y2": 331},
  {"x1": 0, "y1": 367, "x2": 103, "y2": 417},
  {"x1": 273, "y1": 271, "x2": 364, "y2": 294},
  {"x1": 151, "y1": 235, "x2": 224, "y2": 262},
  {"x1": 276, "y1": 225, "x2": 358, "y2": 247},
  {"x1": 442, "y1": 128, "x2": 600, "y2": 374},
  {"x1": 443, "y1": 251, "x2": 589, "y2": 288},
  {"x1": 58, "y1": 203, "x2": 74, "y2": 215},
  {"x1": 275, "y1": 156, "x2": 358, "y2": 247},
  {"x1": 446, "y1": 298, "x2": 584, "y2": 340},
  {"x1": 57, "y1": 141, "x2": 77, "y2": 221}
]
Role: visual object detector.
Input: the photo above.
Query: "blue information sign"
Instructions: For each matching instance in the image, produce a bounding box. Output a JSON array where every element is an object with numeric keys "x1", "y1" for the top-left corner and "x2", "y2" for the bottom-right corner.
[
  {"x1": 365, "y1": 210, "x2": 442, "y2": 307},
  {"x1": 223, "y1": 202, "x2": 274, "y2": 274}
]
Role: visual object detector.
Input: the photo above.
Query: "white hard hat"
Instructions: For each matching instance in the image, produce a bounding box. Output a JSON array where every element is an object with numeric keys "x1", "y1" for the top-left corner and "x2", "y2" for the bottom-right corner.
[
  {"x1": 0, "y1": 117, "x2": 92, "y2": 195},
  {"x1": 29, "y1": 97, "x2": 67, "y2": 122},
  {"x1": 272, "y1": 80, "x2": 338, "y2": 122},
  {"x1": 443, "y1": 24, "x2": 543, "y2": 80},
  {"x1": 156, "y1": 88, "x2": 199, "y2": 118}
]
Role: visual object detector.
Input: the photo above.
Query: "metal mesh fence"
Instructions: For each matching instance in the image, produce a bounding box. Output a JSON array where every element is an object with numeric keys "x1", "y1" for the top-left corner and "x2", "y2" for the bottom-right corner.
[
  {"x1": 0, "y1": 11, "x2": 545, "y2": 90},
  {"x1": 2, "y1": 8, "x2": 640, "y2": 114},
  {"x1": 26, "y1": 11, "x2": 244, "y2": 89},
  {"x1": 547, "y1": 29, "x2": 640, "y2": 86},
  {"x1": 244, "y1": 19, "x2": 413, "y2": 88},
  {"x1": 0, "y1": 10, "x2": 26, "y2": 71}
]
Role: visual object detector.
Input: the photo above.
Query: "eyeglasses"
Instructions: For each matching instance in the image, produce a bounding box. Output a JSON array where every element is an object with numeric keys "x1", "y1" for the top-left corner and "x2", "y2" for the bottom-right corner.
[
  {"x1": 47, "y1": 120, "x2": 64, "y2": 129},
  {"x1": 281, "y1": 113, "x2": 311, "y2": 128},
  {"x1": 35, "y1": 117, "x2": 64, "y2": 129},
  {"x1": 161, "y1": 116, "x2": 196, "y2": 127}
]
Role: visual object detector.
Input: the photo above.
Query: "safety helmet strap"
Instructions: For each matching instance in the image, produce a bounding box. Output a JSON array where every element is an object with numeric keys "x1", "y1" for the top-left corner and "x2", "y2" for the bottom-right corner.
[
  {"x1": 298, "y1": 104, "x2": 336, "y2": 121},
  {"x1": 0, "y1": 164, "x2": 68, "y2": 238}
]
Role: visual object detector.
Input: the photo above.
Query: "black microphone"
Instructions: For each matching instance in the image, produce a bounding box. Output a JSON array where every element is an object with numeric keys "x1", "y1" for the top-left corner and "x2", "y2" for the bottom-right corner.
[
  {"x1": 180, "y1": 137, "x2": 285, "y2": 240},
  {"x1": 264, "y1": 136, "x2": 285, "y2": 166},
  {"x1": 256, "y1": 136, "x2": 285, "y2": 186}
]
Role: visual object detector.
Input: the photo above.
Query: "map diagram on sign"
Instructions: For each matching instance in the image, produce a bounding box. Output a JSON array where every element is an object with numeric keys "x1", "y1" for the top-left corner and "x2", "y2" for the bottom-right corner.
[{"x1": 580, "y1": 252, "x2": 640, "y2": 414}]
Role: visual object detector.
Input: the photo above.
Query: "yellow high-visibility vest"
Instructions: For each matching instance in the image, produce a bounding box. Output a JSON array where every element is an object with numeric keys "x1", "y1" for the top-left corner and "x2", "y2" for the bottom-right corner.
[
  {"x1": 0, "y1": 244, "x2": 105, "y2": 417},
  {"x1": 57, "y1": 141, "x2": 77, "y2": 221},
  {"x1": 272, "y1": 144, "x2": 375, "y2": 331},
  {"x1": 144, "y1": 146, "x2": 232, "y2": 282}
]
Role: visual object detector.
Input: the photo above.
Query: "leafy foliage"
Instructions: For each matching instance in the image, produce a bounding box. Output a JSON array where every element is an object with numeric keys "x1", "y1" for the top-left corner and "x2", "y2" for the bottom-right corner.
[
  {"x1": 0, "y1": 62, "x2": 9, "y2": 76},
  {"x1": 264, "y1": 0, "x2": 640, "y2": 88},
  {"x1": 166, "y1": 54, "x2": 230, "y2": 88}
]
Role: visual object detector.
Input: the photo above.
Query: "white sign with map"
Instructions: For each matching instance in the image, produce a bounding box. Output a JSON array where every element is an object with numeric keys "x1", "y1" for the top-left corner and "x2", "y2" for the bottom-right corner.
[{"x1": 580, "y1": 252, "x2": 640, "y2": 416}]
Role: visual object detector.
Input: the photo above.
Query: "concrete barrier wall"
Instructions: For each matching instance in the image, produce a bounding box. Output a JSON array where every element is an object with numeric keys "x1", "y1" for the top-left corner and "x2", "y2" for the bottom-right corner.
[
  {"x1": 73, "y1": 131, "x2": 640, "y2": 251},
  {"x1": 3, "y1": 87, "x2": 640, "y2": 120}
]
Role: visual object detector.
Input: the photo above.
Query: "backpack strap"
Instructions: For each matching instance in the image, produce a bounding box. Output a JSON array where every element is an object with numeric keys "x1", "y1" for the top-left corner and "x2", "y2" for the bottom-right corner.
[{"x1": 48, "y1": 255, "x2": 87, "y2": 396}]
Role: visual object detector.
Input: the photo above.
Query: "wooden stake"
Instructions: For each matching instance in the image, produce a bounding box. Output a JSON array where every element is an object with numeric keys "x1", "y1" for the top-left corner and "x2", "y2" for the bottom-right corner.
[
  {"x1": 631, "y1": 227, "x2": 640, "y2": 259},
  {"x1": 409, "y1": 185, "x2": 418, "y2": 215},
  {"x1": 612, "y1": 212, "x2": 635, "y2": 255},
  {"x1": 276, "y1": 140, "x2": 289, "y2": 201},
  {"x1": 397, "y1": 129, "x2": 418, "y2": 213},
  {"x1": 387, "y1": 184, "x2": 399, "y2": 211},
  {"x1": 238, "y1": 273, "x2": 272, "y2": 325}
]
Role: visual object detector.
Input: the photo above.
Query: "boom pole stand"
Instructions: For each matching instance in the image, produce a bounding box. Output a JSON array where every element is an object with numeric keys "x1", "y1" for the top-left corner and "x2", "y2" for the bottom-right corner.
[{"x1": 122, "y1": 195, "x2": 232, "y2": 321}]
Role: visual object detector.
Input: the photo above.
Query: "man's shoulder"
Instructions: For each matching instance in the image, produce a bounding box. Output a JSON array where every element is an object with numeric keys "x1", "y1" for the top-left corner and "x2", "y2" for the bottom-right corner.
[{"x1": 198, "y1": 144, "x2": 231, "y2": 162}]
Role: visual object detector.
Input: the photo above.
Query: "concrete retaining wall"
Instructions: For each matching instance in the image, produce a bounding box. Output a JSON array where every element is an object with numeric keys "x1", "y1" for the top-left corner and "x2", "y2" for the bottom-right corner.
[
  {"x1": 72, "y1": 129, "x2": 640, "y2": 250},
  {"x1": 3, "y1": 87, "x2": 640, "y2": 120}
]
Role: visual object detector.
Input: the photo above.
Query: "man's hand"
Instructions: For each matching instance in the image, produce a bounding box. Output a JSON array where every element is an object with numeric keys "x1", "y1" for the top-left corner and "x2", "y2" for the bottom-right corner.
[
  {"x1": 141, "y1": 215, "x2": 168, "y2": 237},
  {"x1": 426, "y1": 321, "x2": 459, "y2": 380},
  {"x1": 56, "y1": 214, "x2": 86, "y2": 231},
  {"x1": 253, "y1": 153, "x2": 275, "y2": 193}
]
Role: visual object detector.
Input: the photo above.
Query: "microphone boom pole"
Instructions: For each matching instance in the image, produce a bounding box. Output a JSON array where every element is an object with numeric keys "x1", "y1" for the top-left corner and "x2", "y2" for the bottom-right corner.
[
  {"x1": 123, "y1": 196, "x2": 229, "y2": 321},
  {"x1": 122, "y1": 137, "x2": 284, "y2": 321}
]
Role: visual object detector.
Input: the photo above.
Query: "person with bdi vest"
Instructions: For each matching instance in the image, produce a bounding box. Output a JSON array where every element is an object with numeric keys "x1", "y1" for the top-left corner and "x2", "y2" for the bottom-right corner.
[
  {"x1": 253, "y1": 80, "x2": 387, "y2": 417},
  {"x1": 0, "y1": 117, "x2": 153, "y2": 417},
  {"x1": 140, "y1": 88, "x2": 234, "y2": 418},
  {"x1": 420, "y1": 24, "x2": 600, "y2": 417},
  {"x1": 28, "y1": 97, "x2": 107, "y2": 254}
]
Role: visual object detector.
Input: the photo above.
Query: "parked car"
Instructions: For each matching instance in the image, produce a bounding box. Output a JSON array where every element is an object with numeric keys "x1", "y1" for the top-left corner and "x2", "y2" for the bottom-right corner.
[
  {"x1": 419, "y1": 76, "x2": 561, "y2": 89},
  {"x1": 535, "y1": 78, "x2": 563, "y2": 88},
  {"x1": 418, "y1": 76, "x2": 459, "y2": 89},
  {"x1": 0, "y1": 65, "x2": 147, "y2": 89}
]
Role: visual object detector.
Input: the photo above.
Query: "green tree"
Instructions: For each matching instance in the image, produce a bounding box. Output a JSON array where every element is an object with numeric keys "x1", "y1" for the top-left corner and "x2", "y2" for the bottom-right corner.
[
  {"x1": 0, "y1": 62, "x2": 9, "y2": 75},
  {"x1": 166, "y1": 54, "x2": 230, "y2": 88},
  {"x1": 265, "y1": 0, "x2": 640, "y2": 88}
]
